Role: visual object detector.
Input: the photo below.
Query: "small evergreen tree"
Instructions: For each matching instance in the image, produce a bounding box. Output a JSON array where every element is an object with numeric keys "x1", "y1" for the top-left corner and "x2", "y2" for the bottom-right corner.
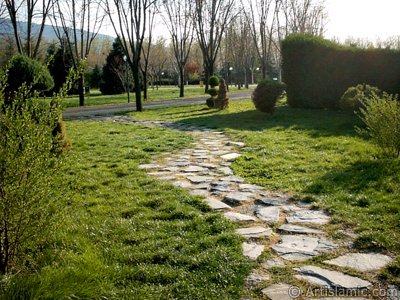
[
  {"x1": 46, "y1": 42, "x2": 74, "y2": 94},
  {"x1": 100, "y1": 38, "x2": 126, "y2": 95},
  {"x1": 87, "y1": 65, "x2": 102, "y2": 89}
]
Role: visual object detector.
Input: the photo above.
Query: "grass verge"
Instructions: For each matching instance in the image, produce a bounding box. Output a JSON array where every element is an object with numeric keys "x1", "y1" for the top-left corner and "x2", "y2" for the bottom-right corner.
[
  {"x1": 0, "y1": 121, "x2": 250, "y2": 299},
  {"x1": 132, "y1": 99, "x2": 400, "y2": 285}
]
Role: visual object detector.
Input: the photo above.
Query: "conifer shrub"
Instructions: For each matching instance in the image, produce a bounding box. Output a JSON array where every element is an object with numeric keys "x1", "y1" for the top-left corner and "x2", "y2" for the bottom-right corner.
[
  {"x1": 5, "y1": 55, "x2": 54, "y2": 104},
  {"x1": 357, "y1": 92, "x2": 400, "y2": 158},
  {"x1": 208, "y1": 75, "x2": 219, "y2": 88},
  {"x1": 252, "y1": 80, "x2": 286, "y2": 114},
  {"x1": 282, "y1": 34, "x2": 400, "y2": 109},
  {"x1": 340, "y1": 84, "x2": 381, "y2": 111}
]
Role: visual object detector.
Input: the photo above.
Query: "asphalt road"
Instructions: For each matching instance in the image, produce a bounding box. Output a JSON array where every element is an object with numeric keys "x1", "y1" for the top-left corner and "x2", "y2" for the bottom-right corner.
[{"x1": 63, "y1": 90, "x2": 252, "y2": 119}]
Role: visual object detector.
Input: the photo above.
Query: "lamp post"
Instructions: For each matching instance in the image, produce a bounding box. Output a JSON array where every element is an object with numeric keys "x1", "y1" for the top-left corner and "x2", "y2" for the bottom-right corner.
[
  {"x1": 229, "y1": 66, "x2": 233, "y2": 89},
  {"x1": 123, "y1": 55, "x2": 130, "y2": 103}
]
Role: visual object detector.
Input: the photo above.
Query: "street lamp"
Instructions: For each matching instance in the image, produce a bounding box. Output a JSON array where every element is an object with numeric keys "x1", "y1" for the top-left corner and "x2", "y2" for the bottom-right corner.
[
  {"x1": 123, "y1": 55, "x2": 130, "y2": 103},
  {"x1": 228, "y1": 67, "x2": 233, "y2": 88}
]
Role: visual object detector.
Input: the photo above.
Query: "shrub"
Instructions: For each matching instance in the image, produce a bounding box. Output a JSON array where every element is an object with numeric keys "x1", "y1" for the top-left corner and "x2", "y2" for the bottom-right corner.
[
  {"x1": 282, "y1": 34, "x2": 400, "y2": 109},
  {"x1": 206, "y1": 97, "x2": 214, "y2": 108},
  {"x1": 340, "y1": 84, "x2": 381, "y2": 111},
  {"x1": 0, "y1": 71, "x2": 65, "y2": 274},
  {"x1": 5, "y1": 55, "x2": 54, "y2": 102},
  {"x1": 252, "y1": 80, "x2": 286, "y2": 114},
  {"x1": 208, "y1": 75, "x2": 219, "y2": 88},
  {"x1": 357, "y1": 93, "x2": 400, "y2": 158},
  {"x1": 208, "y1": 87, "x2": 218, "y2": 97}
]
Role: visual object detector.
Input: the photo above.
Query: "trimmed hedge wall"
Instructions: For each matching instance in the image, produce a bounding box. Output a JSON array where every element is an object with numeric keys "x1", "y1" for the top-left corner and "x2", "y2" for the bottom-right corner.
[{"x1": 282, "y1": 34, "x2": 400, "y2": 109}]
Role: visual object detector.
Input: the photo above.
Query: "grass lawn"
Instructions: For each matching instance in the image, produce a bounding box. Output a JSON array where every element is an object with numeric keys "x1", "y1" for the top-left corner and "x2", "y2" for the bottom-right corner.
[
  {"x1": 0, "y1": 121, "x2": 250, "y2": 299},
  {"x1": 132, "y1": 99, "x2": 400, "y2": 284},
  {"x1": 61, "y1": 85, "x2": 254, "y2": 108}
]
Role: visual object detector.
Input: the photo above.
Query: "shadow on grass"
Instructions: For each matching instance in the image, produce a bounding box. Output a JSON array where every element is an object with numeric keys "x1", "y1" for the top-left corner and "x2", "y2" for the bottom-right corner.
[
  {"x1": 304, "y1": 159, "x2": 400, "y2": 195},
  {"x1": 172, "y1": 105, "x2": 362, "y2": 138}
]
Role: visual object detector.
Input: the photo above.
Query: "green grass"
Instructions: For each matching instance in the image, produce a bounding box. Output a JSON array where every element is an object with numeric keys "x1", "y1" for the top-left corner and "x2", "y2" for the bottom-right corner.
[
  {"x1": 0, "y1": 121, "x2": 250, "y2": 299},
  {"x1": 132, "y1": 99, "x2": 400, "y2": 284},
  {"x1": 61, "y1": 85, "x2": 254, "y2": 108}
]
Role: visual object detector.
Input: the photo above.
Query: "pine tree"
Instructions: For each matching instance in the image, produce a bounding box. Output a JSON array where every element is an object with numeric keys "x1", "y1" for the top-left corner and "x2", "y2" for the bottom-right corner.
[{"x1": 100, "y1": 38, "x2": 126, "y2": 95}]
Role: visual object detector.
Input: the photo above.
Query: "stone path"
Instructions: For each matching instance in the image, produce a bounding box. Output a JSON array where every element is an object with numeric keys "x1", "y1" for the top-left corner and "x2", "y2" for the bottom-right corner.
[{"x1": 78, "y1": 115, "x2": 397, "y2": 300}]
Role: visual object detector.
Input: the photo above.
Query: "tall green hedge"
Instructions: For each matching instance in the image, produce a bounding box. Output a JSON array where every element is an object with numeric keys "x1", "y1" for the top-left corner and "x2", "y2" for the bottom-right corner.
[{"x1": 282, "y1": 34, "x2": 400, "y2": 109}]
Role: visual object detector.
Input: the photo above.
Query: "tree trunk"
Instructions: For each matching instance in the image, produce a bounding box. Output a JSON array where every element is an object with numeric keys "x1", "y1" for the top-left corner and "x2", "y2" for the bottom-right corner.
[
  {"x1": 142, "y1": 71, "x2": 148, "y2": 101},
  {"x1": 78, "y1": 74, "x2": 85, "y2": 106},
  {"x1": 133, "y1": 71, "x2": 142, "y2": 112},
  {"x1": 179, "y1": 67, "x2": 184, "y2": 97}
]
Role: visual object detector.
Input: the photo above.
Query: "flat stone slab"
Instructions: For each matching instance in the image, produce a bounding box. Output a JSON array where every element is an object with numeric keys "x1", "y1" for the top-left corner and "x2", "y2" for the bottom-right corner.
[
  {"x1": 239, "y1": 183, "x2": 264, "y2": 192},
  {"x1": 198, "y1": 163, "x2": 217, "y2": 169},
  {"x1": 190, "y1": 189, "x2": 209, "y2": 197},
  {"x1": 204, "y1": 197, "x2": 232, "y2": 211},
  {"x1": 272, "y1": 235, "x2": 337, "y2": 261},
  {"x1": 256, "y1": 197, "x2": 291, "y2": 206},
  {"x1": 172, "y1": 181, "x2": 192, "y2": 188},
  {"x1": 167, "y1": 161, "x2": 191, "y2": 167},
  {"x1": 235, "y1": 226, "x2": 273, "y2": 239},
  {"x1": 261, "y1": 283, "x2": 298, "y2": 300},
  {"x1": 220, "y1": 175, "x2": 245, "y2": 183},
  {"x1": 186, "y1": 176, "x2": 214, "y2": 184},
  {"x1": 242, "y1": 242, "x2": 264, "y2": 260},
  {"x1": 224, "y1": 212, "x2": 257, "y2": 223},
  {"x1": 324, "y1": 253, "x2": 393, "y2": 272},
  {"x1": 286, "y1": 210, "x2": 330, "y2": 225},
  {"x1": 138, "y1": 164, "x2": 161, "y2": 170},
  {"x1": 294, "y1": 265, "x2": 371, "y2": 290},
  {"x1": 183, "y1": 166, "x2": 207, "y2": 173},
  {"x1": 278, "y1": 224, "x2": 324, "y2": 235},
  {"x1": 246, "y1": 271, "x2": 270, "y2": 287},
  {"x1": 255, "y1": 206, "x2": 280, "y2": 224},
  {"x1": 221, "y1": 153, "x2": 241, "y2": 161},
  {"x1": 224, "y1": 192, "x2": 255, "y2": 206},
  {"x1": 262, "y1": 258, "x2": 286, "y2": 269},
  {"x1": 226, "y1": 141, "x2": 245, "y2": 147},
  {"x1": 218, "y1": 167, "x2": 233, "y2": 175}
]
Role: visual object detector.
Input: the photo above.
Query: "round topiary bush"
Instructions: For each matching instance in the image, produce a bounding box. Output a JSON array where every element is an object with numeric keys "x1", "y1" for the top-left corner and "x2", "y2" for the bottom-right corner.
[
  {"x1": 208, "y1": 75, "x2": 219, "y2": 88},
  {"x1": 206, "y1": 97, "x2": 214, "y2": 108},
  {"x1": 208, "y1": 87, "x2": 218, "y2": 97},
  {"x1": 252, "y1": 80, "x2": 286, "y2": 114},
  {"x1": 340, "y1": 84, "x2": 381, "y2": 111},
  {"x1": 6, "y1": 55, "x2": 54, "y2": 98}
]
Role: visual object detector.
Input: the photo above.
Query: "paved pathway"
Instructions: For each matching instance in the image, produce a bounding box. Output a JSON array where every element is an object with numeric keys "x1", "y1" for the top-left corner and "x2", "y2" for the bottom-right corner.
[{"x1": 76, "y1": 115, "x2": 397, "y2": 300}]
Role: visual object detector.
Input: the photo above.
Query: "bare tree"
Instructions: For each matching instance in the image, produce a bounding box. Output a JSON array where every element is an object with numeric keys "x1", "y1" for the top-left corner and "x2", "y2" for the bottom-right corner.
[
  {"x1": 161, "y1": 0, "x2": 194, "y2": 97},
  {"x1": 147, "y1": 37, "x2": 168, "y2": 90},
  {"x1": 104, "y1": 0, "x2": 155, "y2": 112},
  {"x1": 140, "y1": 6, "x2": 156, "y2": 101},
  {"x1": 279, "y1": 0, "x2": 326, "y2": 36},
  {"x1": 51, "y1": 0, "x2": 105, "y2": 106},
  {"x1": 194, "y1": 0, "x2": 236, "y2": 91},
  {"x1": 242, "y1": 0, "x2": 281, "y2": 79},
  {"x1": 4, "y1": 0, "x2": 53, "y2": 58}
]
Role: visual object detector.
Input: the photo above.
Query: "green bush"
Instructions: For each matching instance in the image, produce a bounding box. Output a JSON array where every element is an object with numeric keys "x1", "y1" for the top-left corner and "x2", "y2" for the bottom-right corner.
[
  {"x1": 5, "y1": 55, "x2": 54, "y2": 102},
  {"x1": 208, "y1": 87, "x2": 218, "y2": 97},
  {"x1": 206, "y1": 97, "x2": 214, "y2": 108},
  {"x1": 0, "y1": 71, "x2": 64, "y2": 274},
  {"x1": 252, "y1": 80, "x2": 286, "y2": 114},
  {"x1": 357, "y1": 93, "x2": 400, "y2": 157},
  {"x1": 208, "y1": 75, "x2": 219, "y2": 88},
  {"x1": 340, "y1": 84, "x2": 381, "y2": 111},
  {"x1": 282, "y1": 34, "x2": 400, "y2": 109}
]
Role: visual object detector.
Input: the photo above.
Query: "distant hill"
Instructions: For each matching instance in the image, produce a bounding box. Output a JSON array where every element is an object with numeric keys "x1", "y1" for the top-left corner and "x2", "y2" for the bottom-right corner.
[{"x1": 0, "y1": 18, "x2": 113, "y2": 43}]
